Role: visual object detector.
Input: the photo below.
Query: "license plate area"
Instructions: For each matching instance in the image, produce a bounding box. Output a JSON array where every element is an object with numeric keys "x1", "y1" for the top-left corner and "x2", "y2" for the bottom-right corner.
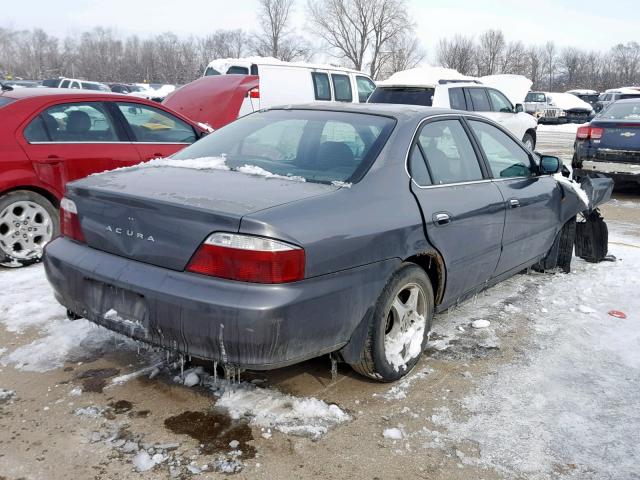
[{"x1": 84, "y1": 278, "x2": 148, "y2": 326}]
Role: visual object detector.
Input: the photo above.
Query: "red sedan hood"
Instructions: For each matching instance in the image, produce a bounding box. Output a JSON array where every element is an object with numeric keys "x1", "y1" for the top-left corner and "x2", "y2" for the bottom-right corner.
[{"x1": 162, "y1": 75, "x2": 259, "y2": 129}]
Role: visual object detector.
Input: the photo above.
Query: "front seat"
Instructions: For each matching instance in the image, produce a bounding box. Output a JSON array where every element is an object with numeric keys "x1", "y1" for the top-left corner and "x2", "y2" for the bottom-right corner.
[{"x1": 65, "y1": 110, "x2": 92, "y2": 140}]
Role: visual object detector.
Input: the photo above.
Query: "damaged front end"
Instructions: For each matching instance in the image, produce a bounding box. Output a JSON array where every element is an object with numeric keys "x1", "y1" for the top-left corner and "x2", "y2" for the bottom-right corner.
[{"x1": 574, "y1": 175, "x2": 614, "y2": 263}]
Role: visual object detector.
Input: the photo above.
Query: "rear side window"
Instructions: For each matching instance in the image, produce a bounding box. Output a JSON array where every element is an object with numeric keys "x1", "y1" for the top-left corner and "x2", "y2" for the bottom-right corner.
[
  {"x1": 356, "y1": 76, "x2": 376, "y2": 103},
  {"x1": 25, "y1": 102, "x2": 118, "y2": 142},
  {"x1": 469, "y1": 120, "x2": 533, "y2": 178},
  {"x1": 59, "y1": 79, "x2": 70, "y2": 88},
  {"x1": 172, "y1": 109, "x2": 396, "y2": 185},
  {"x1": 227, "y1": 66, "x2": 249, "y2": 75},
  {"x1": 332, "y1": 74, "x2": 353, "y2": 102},
  {"x1": 312, "y1": 72, "x2": 331, "y2": 101},
  {"x1": 467, "y1": 88, "x2": 491, "y2": 112},
  {"x1": 117, "y1": 103, "x2": 196, "y2": 143},
  {"x1": 449, "y1": 88, "x2": 467, "y2": 110},
  {"x1": 368, "y1": 87, "x2": 434, "y2": 106},
  {"x1": 417, "y1": 119, "x2": 483, "y2": 184}
]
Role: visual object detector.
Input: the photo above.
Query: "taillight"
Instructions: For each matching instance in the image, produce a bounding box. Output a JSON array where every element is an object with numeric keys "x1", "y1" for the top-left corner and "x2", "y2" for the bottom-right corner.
[
  {"x1": 576, "y1": 126, "x2": 604, "y2": 140},
  {"x1": 576, "y1": 126, "x2": 590, "y2": 139},
  {"x1": 590, "y1": 127, "x2": 603, "y2": 139},
  {"x1": 249, "y1": 87, "x2": 260, "y2": 99},
  {"x1": 60, "y1": 197, "x2": 85, "y2": 243},
  {"x1": 186, "y1": 232, "x2": 304, "y2": 284}
]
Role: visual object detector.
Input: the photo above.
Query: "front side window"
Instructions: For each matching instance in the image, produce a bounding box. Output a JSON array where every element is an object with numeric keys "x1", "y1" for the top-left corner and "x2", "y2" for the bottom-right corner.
[
  {"x1": 331, "y1": 74, "x2": 353, "y2": 102},
  {"x1": 172, "y1": 110, "x2": 396, "y2": 185},
  {"x1": 469, "y1": 120, "x2": 533, "y2": 178},
  {"x1": 487, "y1": 89, "x2": 513, "y2": 113},
  {"x1": 467, "y1": 88, "x2": 491, "y2": 112},
  {"x1": 24, "y1": 102, "x2": 118, "y2": 142},
  {"x1": 356, "y1": 76, "x2": 376, "y2": 103},
  {"x1": 312, "y1": 72, "x2": 331, "y2": 101},
  {"x1": 417, "y1": 119, "x2": 483, "y2": 184},
  {"x1": 448, "y1": 88, "x2": 467, "y2": 110},
  {"x1": 117, "y1": 103, "x2": 196, "y2": 143}
]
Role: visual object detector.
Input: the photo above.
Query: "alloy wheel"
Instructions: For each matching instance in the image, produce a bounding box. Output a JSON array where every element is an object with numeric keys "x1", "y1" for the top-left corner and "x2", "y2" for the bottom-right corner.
[{"x1": 0, "y1": 200, "x2": 54, "y2": 261}]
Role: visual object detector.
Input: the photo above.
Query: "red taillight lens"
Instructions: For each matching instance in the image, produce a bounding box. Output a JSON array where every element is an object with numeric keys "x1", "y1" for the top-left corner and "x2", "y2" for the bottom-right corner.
[
  {"x1": 249, "y1": 87, "x2": 260, "y2": 99},
  {"x1": 186, "y1": 233, "x2": 304, "y2": 284},
  {"x1": 576, "y1": 126, "x2": 590, "y2": 139},
  {"x1": 590, "y1": 127, "x2": 604, "y2": 139},
  {"x1": 60, "y1": 197, "x2": 85, "y2": 243}
]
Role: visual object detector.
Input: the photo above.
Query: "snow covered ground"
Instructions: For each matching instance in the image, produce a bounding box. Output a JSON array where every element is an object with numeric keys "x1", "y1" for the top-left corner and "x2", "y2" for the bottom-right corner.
[{"x1": 537, "y1": 122, "x2": 585, "y2": 134}]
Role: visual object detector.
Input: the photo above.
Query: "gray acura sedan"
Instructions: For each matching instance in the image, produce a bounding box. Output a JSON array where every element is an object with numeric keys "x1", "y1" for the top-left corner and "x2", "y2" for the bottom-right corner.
[{"x1": 44, "y1": 104, "x2": 611, "y2": 382}]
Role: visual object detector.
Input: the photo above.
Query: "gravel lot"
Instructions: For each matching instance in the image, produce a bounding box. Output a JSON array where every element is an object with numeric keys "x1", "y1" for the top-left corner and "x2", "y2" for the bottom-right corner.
[{"x1": 1, "y1": 127, "x2": 639, "y2": 480}]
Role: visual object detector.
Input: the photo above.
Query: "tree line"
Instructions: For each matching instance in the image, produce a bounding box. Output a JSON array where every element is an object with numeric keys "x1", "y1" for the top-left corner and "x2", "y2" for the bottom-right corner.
[{"x1": 1, "y1": 0, "x2": 638, "y2": 92}]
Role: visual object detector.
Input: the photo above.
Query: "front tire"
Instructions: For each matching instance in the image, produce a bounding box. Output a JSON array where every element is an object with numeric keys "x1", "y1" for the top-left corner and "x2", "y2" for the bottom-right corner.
[
  {"x1": 522, "y1": 132, "x2": 536, "y2": 151},
  {"x1": 350, "y1": 264, "x2": 434, "y2": 382},
  {"x1": 0, "y1": 190, "x2": 59, "y2": 267}
]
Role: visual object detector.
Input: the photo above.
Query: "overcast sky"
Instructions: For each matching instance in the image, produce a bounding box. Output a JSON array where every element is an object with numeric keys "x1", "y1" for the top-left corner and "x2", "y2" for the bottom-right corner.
[{"x1": 3, "y1": 0, "x2": 639, "y2": 59}]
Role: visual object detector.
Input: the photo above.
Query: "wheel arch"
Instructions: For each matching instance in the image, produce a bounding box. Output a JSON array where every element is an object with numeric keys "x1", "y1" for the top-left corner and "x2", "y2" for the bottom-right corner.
[
  {"x1": 525, "y1": 127, "x2": 537, "y2": 144},
  {"x1": 0, "y1": 185, "x2": 61, "y2": 209},
  {"x1": 403, "y1": 251, "x2": 446, "y2": 306}
]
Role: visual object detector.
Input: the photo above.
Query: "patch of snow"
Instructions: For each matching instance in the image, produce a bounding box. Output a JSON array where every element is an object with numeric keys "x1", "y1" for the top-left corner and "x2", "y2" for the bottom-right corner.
[
  {"x1": 183, "y1": 371, "x2": 200, "y2": 387},
  {"x1": 142, "y1": 156, "x2": 229, "y2": 171},
  {"x1": 379, "y1": 65, "x2": 476, "y2": 87},
  {"x1": 383, "y1": 427, "x2": 404, "y2": 440},
  {"x1": 375, "y1": 368, "x2": 431, "y2": 401},
  {"x1": 471, "y1": 319, "x2": 491, "y2": 329},
  {"x1": 74, "y1": 406, "x2": 104, "y2": 418},
  {"x1": 546, "y1": 92, "x2": 593, "y2": 112},
  {"x1": 109, "y1": 361, "x2": 165, "y2": 387},
  {"x1": 385, "y1": 314, "x2": 426, "y2": 371},
  {"x1": 132, "y1": 451, "x2": 162, "y2": 472},
  {"x1": 214, "y1": 383, "x2": 350, "y2": 439},
  {"x1": 331, "y1": 181, "x2": 352, "y2": 188},
  {"x1": 536, "y1": 122, "x2": 585, "y2": 134},
  {"x1": 69, "y1": 387, "x2": 82, "y2": 396},
  {"x1": 0, "y1": 388, "x2": 15, "y2": 402},
  {"x1": 228, "y1": 440, "x2": 240, "y2": 449},
  {"x1": 236, "y1": 164, "x2": 306, "y2": 182}
]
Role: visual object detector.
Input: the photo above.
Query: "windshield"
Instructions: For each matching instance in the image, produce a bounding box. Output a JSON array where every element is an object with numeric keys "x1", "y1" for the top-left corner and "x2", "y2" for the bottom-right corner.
[
  {"x1": 171, "y1": 110, "x2": 396, "y2": 184},
  {"x1": 525, "y1": 92, "x2": 546, "y2": 103},
  {"x1": 599, "y1": 102, "x2": 640, "y2": 120},
  {"x1": 368, "y1": 87, "x2": 434, "y2": 106},
  {"x1": 83, "y1": 82, "x2": 109, "y2": 91}
]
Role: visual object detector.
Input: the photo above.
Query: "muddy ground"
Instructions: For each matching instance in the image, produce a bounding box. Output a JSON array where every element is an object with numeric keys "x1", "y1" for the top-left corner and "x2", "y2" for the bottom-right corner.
[{"x1": 1, "y1": 129, "x2": 639, "y2": 480}]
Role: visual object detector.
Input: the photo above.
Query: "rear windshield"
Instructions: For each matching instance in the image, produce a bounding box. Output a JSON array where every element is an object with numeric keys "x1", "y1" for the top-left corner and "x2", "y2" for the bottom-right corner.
[
  {"x1": 599, "y1": 102, "x2": 640, "y2": 120},
  {"x1": 368, "y1": 87, "x2": 434, "y2": 107},
  {"x1": 0, "y1": 97, "x2": 15, "y2": 108},
  {"x1": 171, "y1": 110, "x2": 396, "y2": 184}
]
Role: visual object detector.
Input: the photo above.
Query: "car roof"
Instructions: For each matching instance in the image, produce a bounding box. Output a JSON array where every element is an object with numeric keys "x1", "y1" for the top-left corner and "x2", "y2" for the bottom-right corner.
[
  {"x1": 0, "y1": 87, "x2": 142, "y2": 101},
  {"x1": 613, "y1": 97, "x2": 640, "y2": 103},
  {"x1": 264, "y1": 102, "x2": 467, "y2": 120}
]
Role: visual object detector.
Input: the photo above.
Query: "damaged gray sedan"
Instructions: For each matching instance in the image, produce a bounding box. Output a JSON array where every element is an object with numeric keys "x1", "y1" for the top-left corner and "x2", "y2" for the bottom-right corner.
[{"x1": 44, "y1": 104, "x2": 612, "y2": 382}]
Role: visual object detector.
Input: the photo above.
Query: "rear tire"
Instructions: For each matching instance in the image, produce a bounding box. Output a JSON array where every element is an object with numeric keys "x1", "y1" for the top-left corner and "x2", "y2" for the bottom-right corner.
[
  {"x1": 350, "y1": 264, "x2": 434, "y2": 382},
  {"x1": 0, "y1": 190, "x2": 59, "y2": 268}
]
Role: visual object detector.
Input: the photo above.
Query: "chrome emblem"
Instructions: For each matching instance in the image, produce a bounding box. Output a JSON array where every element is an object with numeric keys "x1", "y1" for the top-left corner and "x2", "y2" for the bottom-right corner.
[
  {"x1": 106, "y1": 225, "x2": 155, "y2": 242},
  {"x1": 620, "y1": 132, "x2": 636, "y2": 138}
]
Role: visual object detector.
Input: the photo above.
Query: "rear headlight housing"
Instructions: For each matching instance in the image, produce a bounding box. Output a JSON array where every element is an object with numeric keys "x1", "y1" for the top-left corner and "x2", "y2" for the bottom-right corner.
[
  {"x1": 186, "y1": 232, "x2": 305, "y2": 284},
  {"x1": 249, "y1": 87, "x2": 260, "y2": 99},
  {"x1": 60, "y1": 197, "x2": 85, "y2": 243}
]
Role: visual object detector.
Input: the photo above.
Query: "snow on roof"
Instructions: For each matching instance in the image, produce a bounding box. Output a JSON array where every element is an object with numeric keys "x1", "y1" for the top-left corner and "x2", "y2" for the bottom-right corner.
[
  {"x1": 566, "y1": 89, "x2": 599, "y2": 95},
  {"x1": 378, "y1": 66, "x2": 477, "y2": 88},
  {"x1": 545, "y1": 92, "x2": 593, "y2": 111},
  {"x1": 206, "y1": 56, "x2": 365, "y2": 75},
  {"x1": 605, "y1": 87, "x2": 640, "y2": 94},
  {"x1": 481, "y1": 74, "x2": 532, "y2": 105}
]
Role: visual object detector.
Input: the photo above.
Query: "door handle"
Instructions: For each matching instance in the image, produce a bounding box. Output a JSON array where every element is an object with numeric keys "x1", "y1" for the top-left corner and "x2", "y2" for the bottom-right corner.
[
  {"x1": 433, "y1": 212, "x2": 451, "y2": 226},
  {"x1": 36, "y1": 155, "x2": 62, "y2": 164},
  {"x1": 509, "y1": 198, "x2": 520, "y2": 208}
]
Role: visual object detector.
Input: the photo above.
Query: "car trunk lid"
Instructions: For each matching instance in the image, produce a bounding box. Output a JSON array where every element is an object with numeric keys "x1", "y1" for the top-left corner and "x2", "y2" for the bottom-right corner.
[
  {"x1": 162, "y1": 75, "x2": 259, "y2": 130},
  {"x1": 67, "y1": 166, "x2": 335, "y2": 270},
  {"x1": 592, "y1": 120, "x2": 640, "y2": 152}
]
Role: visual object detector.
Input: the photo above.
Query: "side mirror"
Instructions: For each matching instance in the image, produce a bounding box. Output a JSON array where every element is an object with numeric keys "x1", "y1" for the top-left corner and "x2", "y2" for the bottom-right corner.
[
  {"x1": 515, "y1": 103, "x2": 524, "y2": 113},
  {"x1": 539, "y1": 155, "x2": 561, "y2": 174}
]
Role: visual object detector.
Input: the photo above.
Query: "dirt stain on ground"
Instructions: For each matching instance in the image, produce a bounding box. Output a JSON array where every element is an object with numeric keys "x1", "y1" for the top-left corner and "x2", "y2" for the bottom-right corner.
[
  {"x1": 76, "y1": 368, "x2": 121, "y2": 393},
  {"x1": 108, "y1": 400, "x2": 133, "y2": 414},
  {"x1": 164, "y1": 410, "x2": 256, "y2": 459}
]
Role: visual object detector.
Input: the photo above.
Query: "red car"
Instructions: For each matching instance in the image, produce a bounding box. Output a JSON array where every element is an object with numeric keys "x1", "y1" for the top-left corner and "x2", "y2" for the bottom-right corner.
[{"x1": 0, "y1": 88, "x2": 207, "y2": 267}]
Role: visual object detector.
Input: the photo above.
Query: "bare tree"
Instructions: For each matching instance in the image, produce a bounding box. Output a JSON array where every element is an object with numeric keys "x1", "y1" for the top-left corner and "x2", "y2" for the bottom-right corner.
[
  {"x1": 436, "y1": 35, "x2": 476, "y2": 75},
  {"x1": 543, "y1": 41, "x2": 557, "y2": 90},
  {"x1": 560, "y1": 47, "x2": 584, "y2": 89},
  {"x1": 306, "y1": 0, "x2": 412, "y2": 78},
  {"x1": 251, "y1": 0, "x2": 310, "y2": 61},
  {"x1": 378, "y1": 32, "x2": 425, "y2": 79},
  {"x1": 476, "y1": 29, "x2": 505, "y2": 76}
]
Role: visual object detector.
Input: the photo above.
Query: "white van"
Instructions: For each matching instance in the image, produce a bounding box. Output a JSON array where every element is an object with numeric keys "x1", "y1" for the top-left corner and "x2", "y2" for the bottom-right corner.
[{"x1": 202, "y1": 56, "x2": 377, "y2": 113}]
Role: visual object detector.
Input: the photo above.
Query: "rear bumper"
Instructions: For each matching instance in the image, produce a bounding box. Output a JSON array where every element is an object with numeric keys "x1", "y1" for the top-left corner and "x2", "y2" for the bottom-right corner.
[
  {"x1": 44, "y1": 238, "x2": 397, "y2": 369},
  {"x1": 576, "y1": 161, "x2": 640, "y2": 185}
]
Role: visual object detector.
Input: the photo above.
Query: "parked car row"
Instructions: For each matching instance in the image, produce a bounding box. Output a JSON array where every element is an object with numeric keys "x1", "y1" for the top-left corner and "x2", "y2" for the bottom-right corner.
[{"x1": 524, "y1": 91, "x2": 595, "y2": 124}]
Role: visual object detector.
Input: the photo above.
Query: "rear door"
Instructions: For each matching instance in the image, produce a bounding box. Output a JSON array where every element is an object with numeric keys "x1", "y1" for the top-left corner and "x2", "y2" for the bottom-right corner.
[
  {"x1": 408, "y1": 116, "x2": 505, "y2": 305},
  {"x1": 112, "y1": 102, "x2": 198, "y2": 160},
  {"x1": 21, "y1": 101, "x2": 140, "y2": 189},
  {"x1": 467, "y1": 118, "x2": 561, "y2": 276}
]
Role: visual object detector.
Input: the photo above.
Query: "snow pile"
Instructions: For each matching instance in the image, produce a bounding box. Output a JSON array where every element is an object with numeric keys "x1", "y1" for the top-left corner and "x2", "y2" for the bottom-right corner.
[
  {"x1": 237, "y1": 164, "x2": 306, "y2": 182},
  {"x1": 132, "y1": 451, "x2": 165, "y2": 472},
  {"x1": 546, "y1": 92, "x2": 593, "y2": 111},
  {"x1": 379, "y1": 66, "x2": 476, "y2": 87},
  {"x1": 383, "y1": 427, "x2": 404, "y2": 440},
  {"x1": 481, "y1": 74, "x2": 532, "y2": 104},
  {"x1": 215, "y1": 383, "x2": 350, "y2": 439},
  {"x1": 0, "y1": 388, "x2": 15, "y2": 403},
  {"x1": 385, "y1": 314, "x2": 426, "y2": 372},
  {"x1": 427, "y1": 233, "x2": 640, "y2": 479},
  {"x1": 376, "y1": 368, "x2": 431, "y2": 401},
  {"x1": 140, "y1": 156, "x2": 229, "y2": 171}
]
